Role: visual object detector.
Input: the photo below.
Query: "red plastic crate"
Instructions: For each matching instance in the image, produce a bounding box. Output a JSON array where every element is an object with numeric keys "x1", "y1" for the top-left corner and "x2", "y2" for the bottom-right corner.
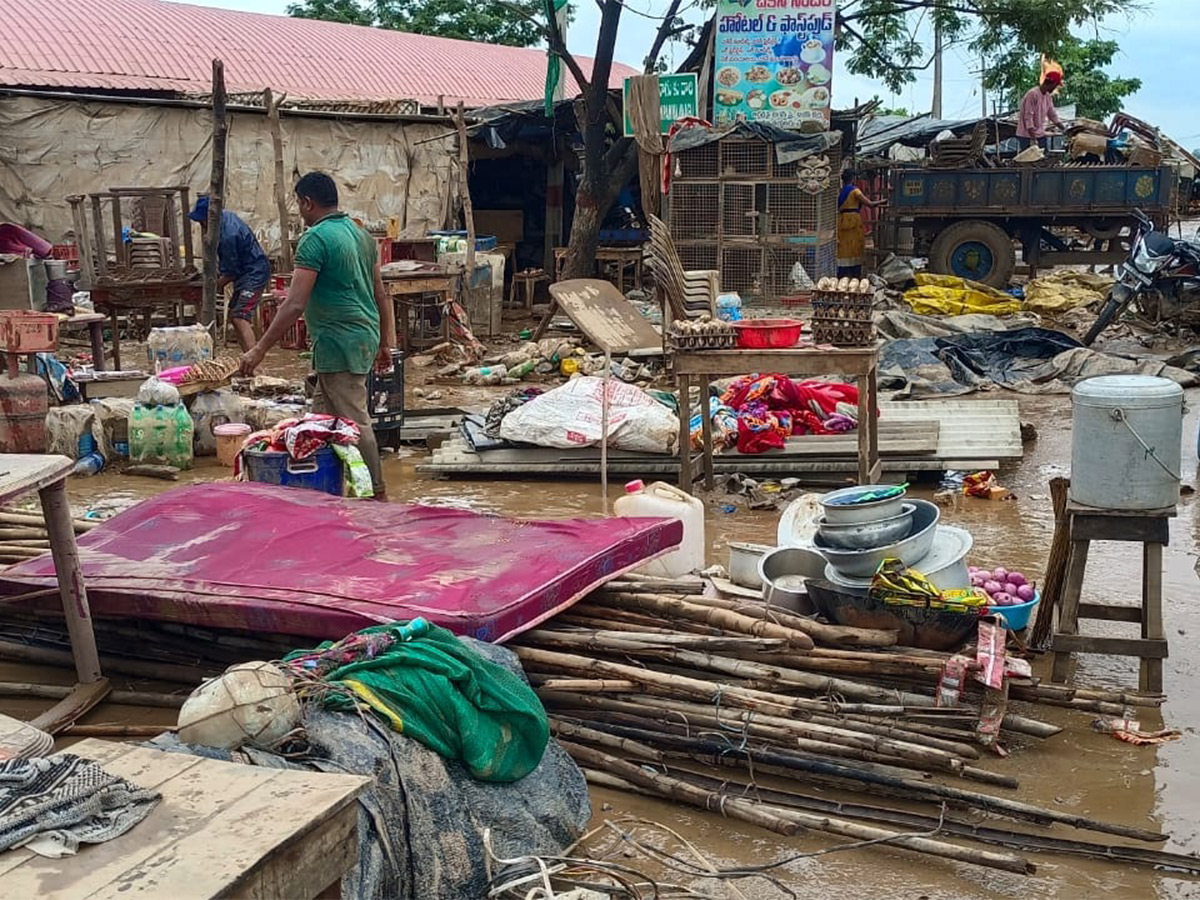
[
  {"x1": 0, "y1": 311, "x2": 59, "y2": 353},
  {"x1": 49, "y1": 244, "x2": 79, "y2": 262},
  {"x1": 281, "y1": 317, "x2": 309, "y2": 351}
]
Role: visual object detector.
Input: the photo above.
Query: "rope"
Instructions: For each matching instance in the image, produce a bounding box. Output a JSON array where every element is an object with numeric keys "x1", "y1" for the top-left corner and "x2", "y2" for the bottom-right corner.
[{"x1": 1110, "y1": 407, "x2": 1182, "y2": 482}]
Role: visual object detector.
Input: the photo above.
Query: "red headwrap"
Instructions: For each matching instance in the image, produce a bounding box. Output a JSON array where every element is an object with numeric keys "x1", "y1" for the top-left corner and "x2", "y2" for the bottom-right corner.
[{"x1": 1043, "y1": 70, "x2": 1062, "y2": 88}]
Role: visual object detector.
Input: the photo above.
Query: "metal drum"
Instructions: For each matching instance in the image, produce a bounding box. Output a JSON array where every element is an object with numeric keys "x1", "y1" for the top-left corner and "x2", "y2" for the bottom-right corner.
[{"x1": 1070, "y1": 375, "x2": 1183, "y2": 510}]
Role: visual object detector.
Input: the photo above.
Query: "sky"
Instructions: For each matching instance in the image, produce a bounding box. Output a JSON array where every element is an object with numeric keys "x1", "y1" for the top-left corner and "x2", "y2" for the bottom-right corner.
[{"x1": 170, "y1": 0, "x2": 1198, "y2": 149}]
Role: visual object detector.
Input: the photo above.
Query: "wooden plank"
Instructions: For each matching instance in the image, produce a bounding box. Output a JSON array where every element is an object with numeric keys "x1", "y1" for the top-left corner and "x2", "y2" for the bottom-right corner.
[
  {"x1": 5, "y1": 741, "x2": 368, "y2": 900},
  {"x1": 89, "y1": 762, "x2": 365, "y2": 900},
  {"x1": 1071, "y1": 515, "x2": 1170, "y2": 545},
  {"x1": 673, "y1": 346, "x2": 879, "y2": 377},
  {"x1": 1051, "y1": 634, "x2": 1168, "y2": 659},
  {"x1": 0, "y1": 454, "x2": 75, "y2": 503},
  {"x1": 1077, "y1": 603, "x2": 1143, "y2": 623},
  {"x1": 550, "y1": 279, "x2": 662, "y2": 355},
  {"x1": 1142, "y1": 541, "x2": 1164, "y2": 693},
  {"x1": 227, "y1": 803, "x2": 358, "y2": 899}
]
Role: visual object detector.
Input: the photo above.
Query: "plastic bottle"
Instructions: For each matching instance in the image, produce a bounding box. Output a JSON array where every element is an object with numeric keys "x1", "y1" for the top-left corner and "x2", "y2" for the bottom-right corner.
[
  {"x1": 72, "y1": 451, "x2": 105, "y2": 476},
  {"x1": 462, "y1": 364, "x2": 507, "y2": 385},
  {"x1": 508, "y1": 359, "x2": 538, "y2": 380},
  {"x1": 613, "y1": 480, "x2": 707, "y2": 577},
  {"x1": 129, "y1": 403, "x2": 194, "y2": 469}
]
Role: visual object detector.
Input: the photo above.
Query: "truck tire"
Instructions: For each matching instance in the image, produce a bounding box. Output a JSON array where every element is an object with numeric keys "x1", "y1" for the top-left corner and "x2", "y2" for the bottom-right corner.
[{"x1": 928, "y1": 220, "x2": 1017, "y2": 288}]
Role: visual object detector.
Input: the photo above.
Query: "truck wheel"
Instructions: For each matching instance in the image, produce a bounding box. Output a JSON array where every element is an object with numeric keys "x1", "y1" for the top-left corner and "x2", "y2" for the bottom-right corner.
[{"x1": 928, "y1": 221, "x2": 1016, "y2": 288}]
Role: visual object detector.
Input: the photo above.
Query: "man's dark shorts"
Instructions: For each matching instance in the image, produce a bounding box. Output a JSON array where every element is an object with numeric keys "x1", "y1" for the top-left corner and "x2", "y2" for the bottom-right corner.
[{"x1": 231, "y1": 287, "x2": 264, "y2": 322}]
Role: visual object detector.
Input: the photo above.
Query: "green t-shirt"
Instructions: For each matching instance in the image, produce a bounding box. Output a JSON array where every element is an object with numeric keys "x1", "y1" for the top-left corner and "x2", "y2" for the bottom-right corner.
[{"x1": 294, "y1": 213, "x2": 381, "y2": 374}]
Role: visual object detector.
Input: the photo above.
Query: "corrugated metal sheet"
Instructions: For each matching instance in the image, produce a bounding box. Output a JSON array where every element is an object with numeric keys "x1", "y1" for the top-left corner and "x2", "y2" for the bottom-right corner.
[{"x1": 0, "y1": 0, "x2": 636, "y2": 107}]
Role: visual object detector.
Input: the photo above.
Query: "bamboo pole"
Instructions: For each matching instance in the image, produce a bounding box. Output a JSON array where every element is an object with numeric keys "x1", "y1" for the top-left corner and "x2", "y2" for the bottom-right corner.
[
  {"x1": 202, "y1": 58, "x2": 228, "y2": 327},
  {"x1": 0, "y1": 639, "x2": 209, "y2": 685},
  {"x1": 607, "y1": 590, "x2": 899, "y2": 648},
  {"x1": 597, "y1": 592, "x2": 815, "y2": 649},
  {"x1": 263, "y1": 88, "x2": 292, "y2": 272},
  {"x1": 0, "y1": 682, "x2": 186, "y2": 708},
  {"x1": 66, "y1": 724, "x2": 170, "y2": 738},
  {"x1": 0, "y1": 511, "x2": 96, "y2": 533},
  {"x1": 1031, "y1": 476, "x2": 1069, "y2": 647},
  {"x1": 609, "y1": 728, "x2": 1164, "y2": 842},
  {"x1": 573, "y1": 756, "x2": 1032, "y2": 874},
  {"x1": 559, "y1": 740, "x2": 801, "y2": 837}
]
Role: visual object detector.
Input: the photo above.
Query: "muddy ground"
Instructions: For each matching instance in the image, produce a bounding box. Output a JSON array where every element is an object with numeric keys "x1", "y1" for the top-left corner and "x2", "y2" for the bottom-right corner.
[{"x1": 3, "y1": 343, "x2": 1199, "y2": 898}]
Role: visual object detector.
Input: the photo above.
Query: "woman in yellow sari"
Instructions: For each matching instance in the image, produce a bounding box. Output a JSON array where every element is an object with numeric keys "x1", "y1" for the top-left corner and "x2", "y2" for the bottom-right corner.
[{"x1": 837, "y1": 170, "x2": 886, "y2": 277}]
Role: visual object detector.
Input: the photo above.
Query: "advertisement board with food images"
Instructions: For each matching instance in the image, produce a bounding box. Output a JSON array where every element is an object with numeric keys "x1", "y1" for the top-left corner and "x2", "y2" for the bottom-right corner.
[{"x1": 713, "y1": 0, "x2": 835, "y2": 130}]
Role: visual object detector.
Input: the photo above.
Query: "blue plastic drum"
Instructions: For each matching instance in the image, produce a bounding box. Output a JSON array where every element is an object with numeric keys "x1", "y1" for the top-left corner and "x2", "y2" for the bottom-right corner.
[{"x1": 243, "y1": 447, "x2": 343, "y2": 496}]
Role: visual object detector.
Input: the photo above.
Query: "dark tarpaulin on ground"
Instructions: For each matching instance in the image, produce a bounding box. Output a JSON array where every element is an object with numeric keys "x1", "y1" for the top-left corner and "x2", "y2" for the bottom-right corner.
[
  {"x1": 151, "y1": 639, "x2": 590, "y2": 900},
  {"x1": 880, "y1": 327, "x2": 1200, "y2": 397}
]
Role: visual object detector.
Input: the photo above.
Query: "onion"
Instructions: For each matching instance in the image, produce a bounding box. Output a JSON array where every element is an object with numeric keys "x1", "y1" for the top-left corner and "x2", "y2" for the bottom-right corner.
[
  {"x1": 970, "y1": 573, "x2": 986, "y2": 588},
  {"x1": 968, "y1": 566, "x2": 982, "y2": 575},
  {"x1": 1007, "y1": 572, "x2": 1028, "y2": 587},
  {"x1": 1005, "y1": 581, "x2": 1023, "y2": 597},
  {"x1": 1016, "y1": 584, "x2": 1035, "y2": 602},
  {"x1": 983, "y1": 580, "x2": 1003, "y2": 596},
  {"x1": 992, "y1": 567, "x2": 1008, "y2": 581},
  {"x1": 992, "y1": 592, "x2": 1015, "y2": 606}
]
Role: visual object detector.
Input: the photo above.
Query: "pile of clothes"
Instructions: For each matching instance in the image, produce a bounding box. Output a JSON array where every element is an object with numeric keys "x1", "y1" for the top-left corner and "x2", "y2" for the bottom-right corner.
[
  {"x1": 236, "y1": 413, "x2": 374, "y2": 496},
  {"x1": 716, "y1": 374, "x2": 863, "y2": 454}
]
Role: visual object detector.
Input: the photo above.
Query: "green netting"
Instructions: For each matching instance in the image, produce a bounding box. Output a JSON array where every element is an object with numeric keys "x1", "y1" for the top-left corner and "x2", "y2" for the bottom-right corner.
[{"x1": 286, "y1": 622, "x2": 549, "y2": 782}]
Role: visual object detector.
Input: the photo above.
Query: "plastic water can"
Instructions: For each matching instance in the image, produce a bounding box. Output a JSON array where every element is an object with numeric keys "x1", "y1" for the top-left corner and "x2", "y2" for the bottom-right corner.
[
  {"x1": 614, "y1": 480, "x2": 706, "y2": 577},
  {"x1": 1070, "y1": 375, "x2": 1183, "y2": 510}
]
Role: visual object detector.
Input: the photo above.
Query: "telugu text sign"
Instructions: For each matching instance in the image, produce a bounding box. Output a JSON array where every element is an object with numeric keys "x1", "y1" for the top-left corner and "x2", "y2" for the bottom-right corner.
[
  {"x1": 623, "y1": 74, "x2": 699, "y2": 137},
  {"x1": 713, "y1": 0, "x2": 835, "y2": 130}
]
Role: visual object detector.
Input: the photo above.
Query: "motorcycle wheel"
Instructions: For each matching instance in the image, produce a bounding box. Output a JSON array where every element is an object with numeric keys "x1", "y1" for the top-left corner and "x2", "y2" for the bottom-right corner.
[{"x1": 1083, "y1": 286, "x2": 1135, "y2": 346}]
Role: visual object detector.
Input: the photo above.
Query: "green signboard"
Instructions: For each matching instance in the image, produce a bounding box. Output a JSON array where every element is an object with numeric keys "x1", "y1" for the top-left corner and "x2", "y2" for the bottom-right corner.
[{"x1": 622, "y1": 73, "x2": 699, "y2": 137}]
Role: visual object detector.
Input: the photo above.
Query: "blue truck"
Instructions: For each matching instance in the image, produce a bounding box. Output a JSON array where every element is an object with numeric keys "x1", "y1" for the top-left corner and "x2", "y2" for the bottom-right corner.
[{"x1": 875, "y1": 164, "x2": 1178, "y2": 286}]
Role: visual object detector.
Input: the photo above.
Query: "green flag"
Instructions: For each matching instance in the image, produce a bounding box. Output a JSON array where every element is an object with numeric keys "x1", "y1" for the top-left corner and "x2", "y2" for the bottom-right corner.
[{"x1": 544, "y1": 0, "x2": 569, "y2": 116}]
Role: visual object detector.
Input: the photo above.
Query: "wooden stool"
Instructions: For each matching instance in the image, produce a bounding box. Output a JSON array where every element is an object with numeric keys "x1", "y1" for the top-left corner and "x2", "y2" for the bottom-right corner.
[
  {"x1": 1050, "y1": 502, "x2": 1173, "y2": 693},
  {"x1": 510, "y1": 269, "x2": 548, "y2": 313}
]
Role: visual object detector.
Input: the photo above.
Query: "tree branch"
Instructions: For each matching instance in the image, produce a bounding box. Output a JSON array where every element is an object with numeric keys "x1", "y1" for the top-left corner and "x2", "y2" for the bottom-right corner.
[{"x1": 642, "y1": 0, "x2": 685, "y2": 74}]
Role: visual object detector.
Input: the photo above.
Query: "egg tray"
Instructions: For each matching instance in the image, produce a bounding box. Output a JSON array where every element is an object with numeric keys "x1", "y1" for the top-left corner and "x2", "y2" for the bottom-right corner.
[
  {"x1": 668, "y1": 331, "x2": 738, "y2": 351},
  {"x1": 811, "y1": 319, "x2": 876, "y2": 347}
]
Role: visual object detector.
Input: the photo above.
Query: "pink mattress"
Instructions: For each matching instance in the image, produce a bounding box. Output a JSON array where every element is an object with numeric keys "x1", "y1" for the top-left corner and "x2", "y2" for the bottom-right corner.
[{"x1": 0, "y1": 483, "x2": 681, "y2": 642}]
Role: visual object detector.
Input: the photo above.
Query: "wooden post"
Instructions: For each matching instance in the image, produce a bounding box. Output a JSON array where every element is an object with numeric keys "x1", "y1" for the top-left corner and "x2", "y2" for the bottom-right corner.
[
  {"x1": 203, "y1": 59, "x2": 228, "y2": 327},
  {"x1": 110, "y1": 195, "x2": 124, "y2": 270},
  {"x1": 264, "y1": 88, "x2": 292, "y2": 272},
  {"x1": 180, "y1": 186, "x2": 195, "y2": 270},
  {"x1": 453, "y1": 102, "x2": 476, "y2": 280},
  {"x1": 163, "y1": 192, "x2": 181, "y2": 274},
  {"x1": 37, "y1": 480, "x2": 101, "y2": 684},
  {"x1": 90, "y1": 195, "x2": 108, "y2": 276}
]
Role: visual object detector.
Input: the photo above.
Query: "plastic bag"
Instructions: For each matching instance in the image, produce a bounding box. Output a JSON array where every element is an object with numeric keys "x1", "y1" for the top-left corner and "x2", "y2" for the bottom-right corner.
[
  {"x1": 46, "y1": 406, "x2": 104, "y2": 460},
  {"x1": 499, "y1": 376, "x2": 679, "y2": 453},
  {"x1": 146, "y1": 324, "x2": 213, "y2": 369},
  {"x1": 189, "y1": 390, "x2": 244, "y2": 456},
  {"x1": 136, "y1": 376, "x2": 181, "y2": 406}
]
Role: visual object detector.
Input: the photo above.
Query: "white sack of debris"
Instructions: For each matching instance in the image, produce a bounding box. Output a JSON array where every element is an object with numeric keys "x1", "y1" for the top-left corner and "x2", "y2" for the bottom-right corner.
[{"x1": 499, "y1": 376, "x2": 679, "y2": 454}]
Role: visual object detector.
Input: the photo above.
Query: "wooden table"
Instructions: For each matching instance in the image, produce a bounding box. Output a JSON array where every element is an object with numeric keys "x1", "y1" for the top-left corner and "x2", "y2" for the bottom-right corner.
[
  {"x1": 674, "y1": 346, "x2": 882, "y2": 491},
  {"x1": 0, "y1": 739, "x2": 371, "y2": 899},
  {"x1": 383, "y1": 270, "x2": 457, "y2": 351},
  {"x1": 554, "y1": 245, "x2": 644, "y2": 293},
  {"x1": 0, "y1": 455, "x2": 106, "y2": 731},
  {"x1": 59, "y1": 312, "x2": 108, "y2": 371}
]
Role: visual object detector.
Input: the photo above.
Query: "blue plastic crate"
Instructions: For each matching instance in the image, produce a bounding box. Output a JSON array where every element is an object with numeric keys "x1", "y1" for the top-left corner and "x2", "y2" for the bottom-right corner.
[{"x1": 243, "y1": 447, "x2": 343, "y2": 496}]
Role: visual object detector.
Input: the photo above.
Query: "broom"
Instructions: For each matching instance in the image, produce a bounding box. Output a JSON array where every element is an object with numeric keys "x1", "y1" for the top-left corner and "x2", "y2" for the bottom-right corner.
[{"x1": 1030, "y1": 477, "x2": 1070, "y2": 647}]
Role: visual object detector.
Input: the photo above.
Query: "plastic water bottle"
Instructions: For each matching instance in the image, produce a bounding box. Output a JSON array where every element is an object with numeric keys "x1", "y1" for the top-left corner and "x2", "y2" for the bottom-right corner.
[
  {"x1": 397, "y1": 618, "x2": 431, "y2": 641},
  {"x1": 72, "y1": 451, "x2": 105, "y2": 476}
]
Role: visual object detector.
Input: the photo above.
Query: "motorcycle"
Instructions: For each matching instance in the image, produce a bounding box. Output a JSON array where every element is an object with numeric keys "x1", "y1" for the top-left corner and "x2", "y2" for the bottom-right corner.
[{"x1": 1082, "y1": 209, "x2": 1200, "y2": 346}]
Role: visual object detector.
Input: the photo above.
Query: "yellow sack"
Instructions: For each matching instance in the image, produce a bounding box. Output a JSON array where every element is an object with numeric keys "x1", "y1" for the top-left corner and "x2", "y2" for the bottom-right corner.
[
  {"x1": 903, "y1": 273, "x2": 1020, "y2": 317},
  {"x1": 1022, "y1": 271, "x2": 1112, "y2": 315}
]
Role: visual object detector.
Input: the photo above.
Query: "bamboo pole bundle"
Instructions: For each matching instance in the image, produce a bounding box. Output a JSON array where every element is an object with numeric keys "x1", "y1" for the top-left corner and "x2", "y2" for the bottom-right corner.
[
  {"x1": 566, "y1": 744, "x2": 1034, "y2": 875},
  {"x1": 0, "y1": 511, "x2": 96, "y2": 533},
  {"x1": 592, "y1": 592, "x2": 817, "y2": 649}
]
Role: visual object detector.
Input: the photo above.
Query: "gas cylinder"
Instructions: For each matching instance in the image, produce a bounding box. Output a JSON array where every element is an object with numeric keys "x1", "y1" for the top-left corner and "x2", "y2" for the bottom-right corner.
[{"x1": 0, "y1": 372, "x2": 48, "y2": 453}]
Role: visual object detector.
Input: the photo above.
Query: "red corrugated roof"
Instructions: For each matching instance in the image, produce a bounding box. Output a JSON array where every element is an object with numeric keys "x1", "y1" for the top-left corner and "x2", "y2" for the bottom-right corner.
[{"x1": 0, "y1": 0, "x2": 637, "y2": 107}]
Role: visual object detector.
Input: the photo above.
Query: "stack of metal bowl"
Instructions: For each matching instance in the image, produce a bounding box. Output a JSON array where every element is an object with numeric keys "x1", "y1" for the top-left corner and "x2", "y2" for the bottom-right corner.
[{"x1": 811, "y1": 485, "x2": 972, "y2": 591}]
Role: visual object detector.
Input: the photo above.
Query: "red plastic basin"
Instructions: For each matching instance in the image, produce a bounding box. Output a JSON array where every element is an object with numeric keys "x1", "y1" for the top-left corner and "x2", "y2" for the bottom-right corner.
[{"x1": 731, "y1": 318, "x2": 803, "y2": 349}]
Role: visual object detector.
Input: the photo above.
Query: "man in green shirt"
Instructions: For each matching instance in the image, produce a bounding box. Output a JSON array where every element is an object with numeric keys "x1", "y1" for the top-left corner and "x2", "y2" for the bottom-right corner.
[{"x1": 240, "y1": 172, "x2": 396, "y2": 500}]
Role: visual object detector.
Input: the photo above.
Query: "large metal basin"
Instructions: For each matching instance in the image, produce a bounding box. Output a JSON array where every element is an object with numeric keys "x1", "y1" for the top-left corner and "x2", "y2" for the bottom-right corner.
[
  {"x1": 813, "y1": 499, "x2": 940, "y2": 577},
  {"x1": 824, "y1": 523, "x2": 973, "y2": 591},
  {"x1": 819, "y1": 485, "x2": 908, "y2": 524},
  {"x1": 816, "y1": 503, "x2": 914, "y2": 550}
]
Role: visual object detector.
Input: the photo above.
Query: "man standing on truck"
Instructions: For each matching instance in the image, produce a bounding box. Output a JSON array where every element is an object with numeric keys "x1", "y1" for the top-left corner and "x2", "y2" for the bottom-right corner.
[{"x1": 1017, "y1": 70, "x2": 1062, "y2": 151}]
